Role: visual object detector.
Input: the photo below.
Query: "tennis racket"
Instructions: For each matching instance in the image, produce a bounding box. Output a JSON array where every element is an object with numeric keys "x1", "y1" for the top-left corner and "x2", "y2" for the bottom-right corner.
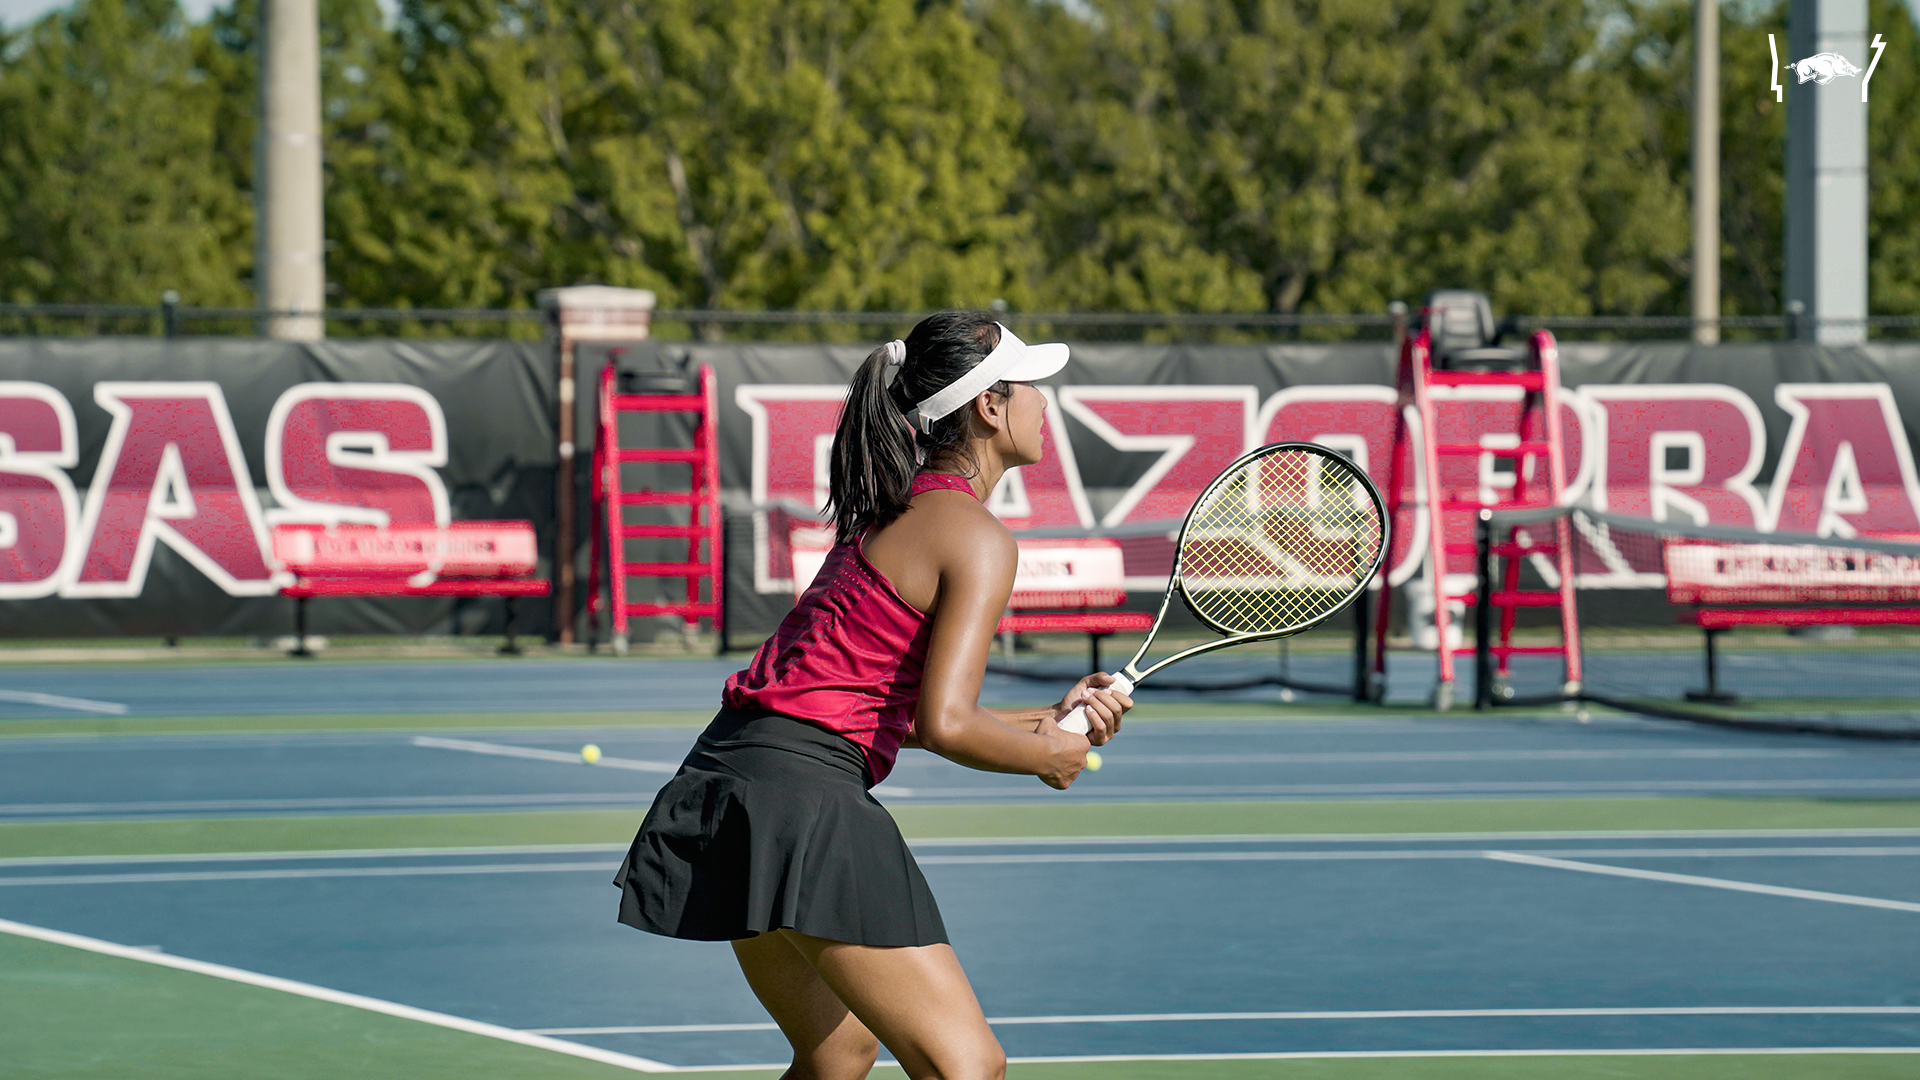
[{"x1": 1059, "y1": 442, "x2": 1389, "y2": 735}]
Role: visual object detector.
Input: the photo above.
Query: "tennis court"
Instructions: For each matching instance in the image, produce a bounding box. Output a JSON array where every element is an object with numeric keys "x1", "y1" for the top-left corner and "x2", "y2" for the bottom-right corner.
[{"x1": 3, "y1": 654, "x2": 1918, "y2": 1078}]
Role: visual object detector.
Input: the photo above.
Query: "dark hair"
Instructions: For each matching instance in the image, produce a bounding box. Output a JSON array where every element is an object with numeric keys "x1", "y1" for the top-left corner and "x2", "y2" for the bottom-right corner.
[{"x1": 826, "y1": 311, "x2": 1008, "y2": 544}]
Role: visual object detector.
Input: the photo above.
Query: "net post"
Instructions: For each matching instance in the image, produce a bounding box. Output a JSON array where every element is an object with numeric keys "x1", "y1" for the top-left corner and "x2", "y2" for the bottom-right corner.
[
  {"x1": 1352, "y1": 581, "x2": 1371, "y2": 702},
  {"x1": 1474, "y1": 509, "x2": 1495, "y2": 710}
]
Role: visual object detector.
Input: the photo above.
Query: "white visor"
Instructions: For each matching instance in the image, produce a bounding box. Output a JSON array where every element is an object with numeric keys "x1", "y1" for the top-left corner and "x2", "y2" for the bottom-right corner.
[{"x1": 912, "y1": 323, "x2": 1069, "y2": 430}]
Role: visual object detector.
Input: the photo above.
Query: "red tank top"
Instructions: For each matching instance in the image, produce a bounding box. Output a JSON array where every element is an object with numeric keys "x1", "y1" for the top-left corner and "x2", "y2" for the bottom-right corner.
[{"x1": 722, "y1": 472, "x2": 981, "y2": 783}]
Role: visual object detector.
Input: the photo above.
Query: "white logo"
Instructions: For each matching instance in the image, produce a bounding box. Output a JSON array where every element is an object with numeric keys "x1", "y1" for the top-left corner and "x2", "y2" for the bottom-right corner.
[{"x1": 1769, "y1": 33, "x2": 1886, "y2": 102}]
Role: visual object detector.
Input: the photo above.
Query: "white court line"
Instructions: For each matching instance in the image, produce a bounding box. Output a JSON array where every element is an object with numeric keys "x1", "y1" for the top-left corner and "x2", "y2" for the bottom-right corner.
[
  {"x1": 861, "y1": 779, "x2": 1920, "y2": 798},
  {"x1": 1098, "y1": 749, "x2": 1850, "y2": 764},
  {"x1": 0, "y1": 861, "x2": 616, "y2": 887},
  {"x1": 530, "y1": 1005, "x2": 1920, "y2": 1035},
  {"x1": 667, "y1": 1048, "x2": 1920, "y2": 1072},
  {"x1": 413, "y1": 736, "x2": 917, "y2": 797},
  {"x1": 0, "y1": 843, "x2": 631, "y2": 867},
  {"x1": 9, "y1": 828, "x2": 1920, "y2": 867},
  {"x1": 10, "y1": 831, "x2": 1920, "y2": 868},
  {"x1": 914, "y1": 846, "x2": 1920, "y2": 867},
  {"x1": 0, "y1": 690, "x2": 128, "y2": 715},
  {"x1": 8, "y1": 846, "x2": 1917, "y2": 886},
  {"x1": 0, "y1": 916, "x2": 674, "y2": 1073},
  {"x1": 1487, "y1": 851, "x2": 1920, "y2": 914},
  {"x1": 413, "y1": 736, "x2": 680, "y2": 774},
  {"x1": 11, "y1": 780, "x2": 1920, "y2": 818},
  {"x1": 0, "y1": 792, "x2": 656, "y2": 816}
]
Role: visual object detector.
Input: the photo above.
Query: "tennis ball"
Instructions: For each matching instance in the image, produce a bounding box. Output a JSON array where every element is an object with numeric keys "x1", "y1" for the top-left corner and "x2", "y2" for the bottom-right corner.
[
  {"x1": 1085, "y1": 750, "x2": 1102, "y2": 772},
  {"x1": 581, "y1": 744, "x2": 602, "y2": 764}
]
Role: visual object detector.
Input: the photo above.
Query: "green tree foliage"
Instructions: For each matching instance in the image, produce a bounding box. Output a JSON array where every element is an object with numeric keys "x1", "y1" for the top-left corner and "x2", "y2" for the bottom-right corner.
[
  {"x1": 0, "y1": 0, "x2": 252, "y2": 305},
  {"x1": 982, "y1": 0, "x2": 1693, "y2": 317},
  {"x1": 1864, "y1": 0, "x2": 1920, "y2": 316},
  {"x1": 326, "y1": 0, "x2": 1033, "y2": 322},
  {"x1": 0, "y1": 0, "x2": 1915, "y2": 321},
  {"x1": 1608, "y1": 0, "x2": 1919, "y2": 320}
]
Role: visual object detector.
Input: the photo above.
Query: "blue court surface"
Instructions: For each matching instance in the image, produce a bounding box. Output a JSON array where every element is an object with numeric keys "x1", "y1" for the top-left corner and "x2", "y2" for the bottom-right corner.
[{"x1": 3, "y1": 658, "x2": 1919, "y2": 1073}]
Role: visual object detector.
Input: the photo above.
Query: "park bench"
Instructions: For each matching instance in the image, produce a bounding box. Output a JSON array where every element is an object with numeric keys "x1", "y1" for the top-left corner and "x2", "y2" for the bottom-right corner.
[
  {"x1": 274, "y1": 522, "x2": 551, "y2": 656},
  {"x1": 1663, "y1": 537, "x2": 1920, "y2": 701}
]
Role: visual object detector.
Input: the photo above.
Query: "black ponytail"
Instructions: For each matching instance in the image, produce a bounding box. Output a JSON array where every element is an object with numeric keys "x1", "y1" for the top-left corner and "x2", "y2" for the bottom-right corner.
[{"x1": 826, "y1": 312, "x2": 1007, "y2": 544}]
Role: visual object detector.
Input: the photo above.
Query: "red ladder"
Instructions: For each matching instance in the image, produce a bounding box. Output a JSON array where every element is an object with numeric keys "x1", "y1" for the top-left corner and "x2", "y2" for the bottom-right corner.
[
  {"x1": 587, "y1": 363, "x2": 723, "y2": 654},
  {"x1": 1372, "y1": 309, "x2": 1581, "y2": 710}
]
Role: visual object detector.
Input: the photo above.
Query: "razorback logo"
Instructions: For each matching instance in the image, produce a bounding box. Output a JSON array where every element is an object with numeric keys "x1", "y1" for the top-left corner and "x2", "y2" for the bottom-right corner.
[
  {"x1": 0, "y1": 383, "x2": 81, "y2": 598},
  {"x1": 1586, "y1": 384, "x2": 1767, "y2": 527},
  {"x1": 266, "y1": 384, "x2": 450, "y2": 528},
  {"x1": 0, "y1": 381, "x2": 453, "y2": 598},
  {"x1": 735, "y1": 379, "x2": 1920, "y2": 593},
  {"x1": 1767, "y1": 384, "x2": 1920, "y2": 537},
  {"x1": 64, "y1": 383, "x2": 278, "y2": 597}
]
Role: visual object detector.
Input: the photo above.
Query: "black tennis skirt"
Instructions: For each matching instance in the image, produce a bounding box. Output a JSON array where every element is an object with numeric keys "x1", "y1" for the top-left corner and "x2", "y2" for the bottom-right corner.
[{"x1": 613, "y1": 706, "x2": 947, "y2": 947}]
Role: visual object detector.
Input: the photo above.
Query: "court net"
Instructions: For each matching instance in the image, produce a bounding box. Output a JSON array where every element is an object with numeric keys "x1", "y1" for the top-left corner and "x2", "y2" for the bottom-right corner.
[{"x1": 1478, "y1": 505, "x2": 1920, "y2": 738}]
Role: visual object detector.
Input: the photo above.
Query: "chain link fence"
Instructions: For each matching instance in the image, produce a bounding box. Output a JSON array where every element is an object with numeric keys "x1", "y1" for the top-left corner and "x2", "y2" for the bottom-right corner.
[{"x1": 4, "y1": 299, "x2": 1919, "y2": 343}]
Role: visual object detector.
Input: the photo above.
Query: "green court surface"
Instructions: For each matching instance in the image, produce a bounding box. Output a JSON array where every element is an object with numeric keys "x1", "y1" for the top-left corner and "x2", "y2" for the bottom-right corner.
[
  {"x1": 7, "y1": 796, "x2": 1920, "y2": 860},
  {"x1": 7, "y1": 700, "x2": 1919, "y2": 1077},
  {"x1": 5, "y1": 925, "x2": 1915, "y2": 1079}
]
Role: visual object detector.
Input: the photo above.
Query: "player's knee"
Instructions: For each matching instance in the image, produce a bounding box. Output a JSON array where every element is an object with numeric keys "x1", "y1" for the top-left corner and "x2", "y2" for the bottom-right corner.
[
  {"x1": 797, "y1": 1028, "x2": 878, "y2": 1080},
  {"x1": 927, "y1": 1042, "x2": 1004, "y2": 1080}
]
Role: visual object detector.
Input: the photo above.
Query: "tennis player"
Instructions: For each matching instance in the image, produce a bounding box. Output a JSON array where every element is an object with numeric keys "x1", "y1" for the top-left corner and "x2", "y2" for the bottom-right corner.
[{"x1": 615, "y1": 311, "x2": 1132, "y2": 1079}]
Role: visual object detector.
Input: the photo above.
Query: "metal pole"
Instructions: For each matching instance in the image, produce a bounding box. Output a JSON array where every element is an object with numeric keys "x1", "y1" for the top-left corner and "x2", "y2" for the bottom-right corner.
[
  {"x1": 161, "y1": 290, "x2": 179, "y2": 339},
  {"x1": 1692, "y1": 0, "x2": 1720, "y2": 345},
  {"x1": 1475, "y1": 510, "x2": 1495, "y2": 710},
  {"x1": 555, "y1": 325, "x2": 577, "y2": 644},
  {"x1": 257, "y1": 0, "x2": 325, "y2": 340},
  {"x1": 1352, "y1": 580, "x2": 1371, "y2": 702},
  {"x1": 1784, "y1": 0, "x2": 1868, "y2": 344}
]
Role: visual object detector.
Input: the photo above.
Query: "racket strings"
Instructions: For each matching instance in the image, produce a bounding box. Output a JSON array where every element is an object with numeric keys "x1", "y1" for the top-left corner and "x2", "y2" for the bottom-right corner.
[{"x1": 1178, "y1": 450, "x2": 1385, "y2": 634}]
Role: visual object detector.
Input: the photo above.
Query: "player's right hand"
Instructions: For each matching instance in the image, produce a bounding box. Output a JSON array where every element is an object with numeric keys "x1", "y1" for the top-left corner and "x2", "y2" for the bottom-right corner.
[
  {"x1": 1054, "y1": 672, "x2": 1134, "y2": 745},
  {"x1": 1034, "y1": 718, "x2": 1091, "y2": 789}
]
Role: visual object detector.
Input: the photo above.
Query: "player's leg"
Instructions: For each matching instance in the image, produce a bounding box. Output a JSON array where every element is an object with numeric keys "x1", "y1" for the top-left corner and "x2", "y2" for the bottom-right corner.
[
  {"x1": 781, "y1": 930, "x2": 1006, "y2": 1080},
  {"x1": 733, "y1": 931, "x2": 882, "y2": 1080}
]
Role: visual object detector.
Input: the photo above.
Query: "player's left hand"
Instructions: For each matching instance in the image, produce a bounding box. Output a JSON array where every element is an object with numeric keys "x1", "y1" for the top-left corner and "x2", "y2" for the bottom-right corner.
[{"x1": 1054, "y1": 672, "x2": 1133, "y2": 745}]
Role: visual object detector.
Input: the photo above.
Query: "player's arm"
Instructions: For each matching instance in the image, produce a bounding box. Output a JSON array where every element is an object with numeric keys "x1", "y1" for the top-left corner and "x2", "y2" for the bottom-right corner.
[
  {"x1": 983, "y1": 692, "x2": 1129, "y2": 742},
  {"x1": 909, "y1": 506, "x2": 1091, "y2": 788}
]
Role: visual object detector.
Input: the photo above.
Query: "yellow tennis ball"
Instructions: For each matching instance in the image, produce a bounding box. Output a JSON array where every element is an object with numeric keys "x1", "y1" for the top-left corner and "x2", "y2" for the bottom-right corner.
[
  {"x1": 581, "y1": 744, "x2": 602, "y2": 764},
  {"x1": 1085, "y1": 750, "x2": 1102, "y2": 772}
]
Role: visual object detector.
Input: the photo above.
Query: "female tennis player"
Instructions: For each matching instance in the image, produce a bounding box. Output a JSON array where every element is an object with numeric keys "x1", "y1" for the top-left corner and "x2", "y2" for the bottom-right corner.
[{"x1": 615, "y1": 311, "x2": 1131, "y2": 1080}]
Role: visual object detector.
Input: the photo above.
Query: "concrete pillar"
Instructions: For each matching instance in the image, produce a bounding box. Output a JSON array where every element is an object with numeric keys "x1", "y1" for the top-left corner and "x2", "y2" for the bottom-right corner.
[
  {"x1": 257, "y1": 0, "x2": 326, "y2": 341},
  {"x1": 1692, "y1": 0, "x2": 1720, "y2": 345},
  {"x1": 1785, "y1": 0, "x2": 1868, "y2": 344},
  {"x1": 538, "y1": 287, "x2": 657, "y2": 645}
]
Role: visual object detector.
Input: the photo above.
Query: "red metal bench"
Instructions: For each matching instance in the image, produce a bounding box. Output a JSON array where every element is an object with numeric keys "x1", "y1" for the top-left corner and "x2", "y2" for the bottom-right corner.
[
  {"x1": 274, "y1": 522, "x2": 551, "y2": 655},
  {"x1": 994, "y1": 538, "x2": 1151, "y2": 672},
  {"x1": 1663, "y1": 538, "x2": 1920, "y2": 701}
]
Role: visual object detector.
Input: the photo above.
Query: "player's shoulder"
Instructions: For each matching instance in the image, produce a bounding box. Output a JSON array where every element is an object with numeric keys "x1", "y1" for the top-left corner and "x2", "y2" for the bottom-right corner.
[{"x1": 907, "y1": 489, "x2": 1015, "y2": 565}]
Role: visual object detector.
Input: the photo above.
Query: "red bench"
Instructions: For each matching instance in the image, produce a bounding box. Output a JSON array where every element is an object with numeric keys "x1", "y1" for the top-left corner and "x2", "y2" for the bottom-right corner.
[
  {"x1": 274, "y1": 522, "x2": 552, "y2": 656},
  {"x1": 994, "y1": 537, "x2": 1151, "y2": 672},
  {"x1": 1663, "y1": 537, "x2": 1920, "y2": 701}
]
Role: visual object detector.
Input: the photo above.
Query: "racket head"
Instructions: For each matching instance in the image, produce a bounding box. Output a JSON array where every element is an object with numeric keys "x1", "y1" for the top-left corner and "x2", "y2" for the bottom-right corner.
[{"x1": 1171, "y1": 441, "x2": 1388, "y2": 639}]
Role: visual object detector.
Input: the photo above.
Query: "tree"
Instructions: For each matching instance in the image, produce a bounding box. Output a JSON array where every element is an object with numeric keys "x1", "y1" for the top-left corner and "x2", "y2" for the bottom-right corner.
[
  {"x1": 323, "y1": 0, "x2": 1036, "y2": 328},
  {"x1": 0, "y1": 0, "x2": 253, "y2": 306},
  {"x1": 981, "y1": 0, "x2": 1695, "y2": 318}
]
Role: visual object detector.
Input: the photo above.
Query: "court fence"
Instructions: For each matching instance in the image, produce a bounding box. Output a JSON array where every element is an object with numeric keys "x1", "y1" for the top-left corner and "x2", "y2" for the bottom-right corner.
[{"x1": 6, "y1": 300, "x2": 1920, "y2": 344}]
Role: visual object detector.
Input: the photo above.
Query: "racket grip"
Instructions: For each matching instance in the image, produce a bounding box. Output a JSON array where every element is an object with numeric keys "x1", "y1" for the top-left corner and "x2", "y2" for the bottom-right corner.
[{"x1": 1057, "y1": 673, "x2": 1134, "y2": 736}]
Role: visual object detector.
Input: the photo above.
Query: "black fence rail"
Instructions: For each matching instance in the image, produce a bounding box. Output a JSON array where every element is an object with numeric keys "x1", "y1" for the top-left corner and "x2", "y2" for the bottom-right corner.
[{"x1": 3, "y1": 300, "x2": 1918, "y2": 344}]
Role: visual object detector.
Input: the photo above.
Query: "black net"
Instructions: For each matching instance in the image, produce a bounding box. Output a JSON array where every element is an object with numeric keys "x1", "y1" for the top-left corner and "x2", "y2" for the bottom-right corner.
[{"x1": 1481, "y1": 506, "x2": 1920, "y2": 738}]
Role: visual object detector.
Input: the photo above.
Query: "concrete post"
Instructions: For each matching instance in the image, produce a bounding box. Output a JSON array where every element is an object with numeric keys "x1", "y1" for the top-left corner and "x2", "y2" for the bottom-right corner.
[
  {"x1": 257, "y1": 0, "x2": 326, "y2": 341},
  {"x1": 1692, "y1": 0, "x2": 1720, "y2": 345},
  {"x1": 538, "y1": 287, "x2": 657, "y2": 645},
  {"x1": 1785, "y1": 0, "x2": 1869, "y2": 344}
]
